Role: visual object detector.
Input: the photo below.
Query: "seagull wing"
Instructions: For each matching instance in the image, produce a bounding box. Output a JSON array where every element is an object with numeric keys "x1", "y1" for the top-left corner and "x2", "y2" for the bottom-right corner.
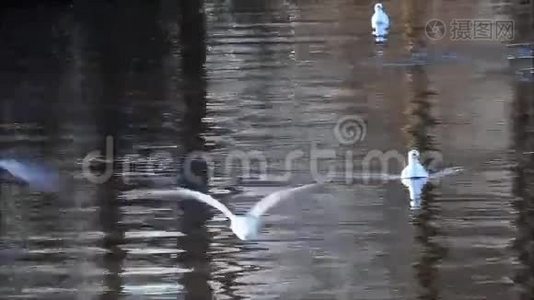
[
  {"x1": 429, "y1": 166, "x2": 463, "y2": 181},
  {"x1": 352, "y1": 172, "x2": 400, "y2": 181},
  {"x1": 248, "y1": 183, "x2": 322, "y2": 218},
  {"x1": 0, "y1": 159, "x2": 60, "y2": 192},
  {"x1": 121, "y1": 188, "x2": 235, "y2": 220}
]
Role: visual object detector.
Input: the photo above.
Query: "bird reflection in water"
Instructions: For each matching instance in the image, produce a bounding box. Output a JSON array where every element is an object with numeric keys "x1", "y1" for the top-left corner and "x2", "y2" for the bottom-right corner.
[
  {"x1": 511, "y1": 73, "x2": 534, "y2": 299},
  {"x1": 401, "y1": 177, "x2": 428, "y2": 210}
]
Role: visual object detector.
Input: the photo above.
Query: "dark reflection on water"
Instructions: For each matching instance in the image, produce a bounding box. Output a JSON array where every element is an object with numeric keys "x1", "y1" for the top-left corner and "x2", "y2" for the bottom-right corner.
[
  {"x1": 400, "y1": 1, "x2": 444, "y2": 299},
  {"x1": 0, "y1": 0, "x2": 533, "y2": 299},
  {"x1": 175, "y1": 1, "x2": 215, "y2": 299},
  {"x1": 511, "y1": 80, "x2": 534, "y2": 300},
  {"x1": 510, "y1": 5, "x2": 534, "y2": 300}
]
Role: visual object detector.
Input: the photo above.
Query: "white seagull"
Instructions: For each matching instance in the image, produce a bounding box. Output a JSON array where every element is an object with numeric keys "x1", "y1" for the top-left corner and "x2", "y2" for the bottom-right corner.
[
  {"x1": 400, "y1": 150, "x2": 463, "y2": 209},
  {"x1": 401, "y1": 149, "x2": 429, "y2": 179},
  {"x1": 400, "y1": 150, "x2": 429, "y2": 209},
  {"x1": 122, "y1": 183, "x2": 323, "y2": 241},
  {"x1": 371, "y1": 3, "x2": 390, "y2": 43}
]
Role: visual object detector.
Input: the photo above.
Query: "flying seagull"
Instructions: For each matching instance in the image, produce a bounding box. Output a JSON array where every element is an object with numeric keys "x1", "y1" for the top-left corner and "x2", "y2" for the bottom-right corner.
[{"x1": 121, "y1": 183, "x2": 324, "y2": 240}]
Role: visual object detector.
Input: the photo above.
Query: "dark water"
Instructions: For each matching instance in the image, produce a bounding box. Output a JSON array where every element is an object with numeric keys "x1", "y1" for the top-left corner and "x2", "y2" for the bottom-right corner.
[{"x1": 1, "y1": 0, "x2": 534, "y2": 299}]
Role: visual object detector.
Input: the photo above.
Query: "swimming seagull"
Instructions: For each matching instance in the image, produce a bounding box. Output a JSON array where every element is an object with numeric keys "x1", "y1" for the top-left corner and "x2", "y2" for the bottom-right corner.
[
  {"x1": 401, "y1": 150, "x2": 429, "y2": 179},
  {"x1": 0, "y1": 159, "x2": 60, "y2": 192},
  {"x1": 371, "y1": 3, "x2": 390, "y2": 43},
  {"x1": 400, "y1": 150, "x2": 464, "y2": 209},
  {"x1": 121, "y1": 183, "x2": 324, "y2": 241}
]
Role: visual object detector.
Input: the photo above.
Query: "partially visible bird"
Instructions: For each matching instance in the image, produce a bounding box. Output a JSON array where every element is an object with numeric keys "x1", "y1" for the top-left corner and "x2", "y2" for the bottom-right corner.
[
  {"x1": 400, "y1": 150, "x2": 429, "y2": 179},
  {"x1": 121, "y1": 183, "x2": 324, "y2": 241},
  {"x1": 0, "y1": 159, "x2": 60, "y2": 192},
  {"x1": 371, "y1": 3, "x2": 390, "y2": 43}
]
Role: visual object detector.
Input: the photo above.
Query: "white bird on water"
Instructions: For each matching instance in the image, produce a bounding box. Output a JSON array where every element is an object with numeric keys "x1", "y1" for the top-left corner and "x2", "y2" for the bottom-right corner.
[
  {"x1": 400, "y1": 149, "x2": 463, "y2": 209},
  {"x1": 122, "y1": 183, "x2": 323, "y2": 241},
  {"x1": 401, "y1": 149, "x2": 429, "y2": 179},
  {"x1": 371, "y1": 3, "x2": 390, "y2": 43}
]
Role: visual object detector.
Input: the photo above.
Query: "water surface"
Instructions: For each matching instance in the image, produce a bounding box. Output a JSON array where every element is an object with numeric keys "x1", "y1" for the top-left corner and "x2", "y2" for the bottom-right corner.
[{"x1": 1, "y1": 0, "x2": 533, "y2": 299}]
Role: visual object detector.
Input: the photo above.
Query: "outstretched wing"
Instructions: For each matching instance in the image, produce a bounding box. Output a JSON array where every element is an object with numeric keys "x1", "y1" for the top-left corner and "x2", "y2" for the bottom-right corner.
[
  {"x1": 121, "y1": 188, "x2": 235, "y2": 220},
  {"x1": 248, "y1": 183, "x2": 323, "y2": 218},
  {"x1": 351, "y1": 172, "x2": 400, "y2": 182},
  {"x1": 429, "y1": 166, "x2": 463, "y2": 181},
  {"x1": 0, "y1": 159, "x2": 60, "y2": 192}
]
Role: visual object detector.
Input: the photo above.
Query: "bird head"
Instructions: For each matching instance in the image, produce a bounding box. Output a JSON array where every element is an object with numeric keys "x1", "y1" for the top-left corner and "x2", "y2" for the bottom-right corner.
[
  {"x1": 407, "y1": 149, "x2": 420, "y2": 163},
  {"x1": 374, "y1": 3, "x2": 383, "y2": 11}
]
